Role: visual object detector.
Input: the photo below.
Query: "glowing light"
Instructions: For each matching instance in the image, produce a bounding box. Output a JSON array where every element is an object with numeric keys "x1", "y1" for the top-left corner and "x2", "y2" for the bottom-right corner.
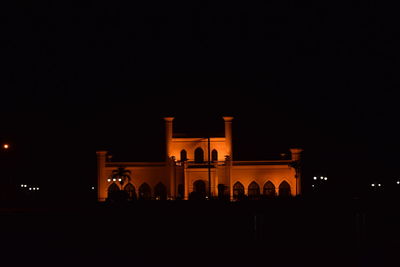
[
  {"x1": 24, "y1": 185, "x2": 27, "y2": 188},
  {"x1": 21, "y1": 184, "x2": 24, "y2": 187},
  {"x1": 312, "y1": 184, "x2": 315, "y2": 187},
  {"x1": 371, "y1": 184, "x2": 375, "y2": 187},
  {"x1": 3, "y1": 144, "x2": 9, "y2": 149},
  {"x1": 397, "y1": 181, "x2": 400, "y2": 185},
  {"x1": 118, "y1": 178, "x2": 122, "y2": 182},
  {"x1": 107, "y1": 178, "x2": 111, "y2": 182},
  {"x1": 313, "y1": 177, "x2": 317, "y2": 180},
  {"x1": 320, "y1": 176, "x2": 324, "y2": 180},
  {"x1": 37, "y1": 187, "x2": 39, "y2": 190},
  {"x1": 378, "y1": 184, "x2": 381, "y2": 187},
  {"x1": 33, "y1": 188, "x2": 36, "y2": 191},
  {"x1": 29, "y1": 188, "x2": 32, "y2": 190},
  {"x1": 324, "y1": 177, "x2": 328, "y2": 181},
  {"x1": 91, "y1": 187, "x2": 95, "y2": 190},
  {"x1": 112, "y1": 178, "x2": 116, "y2": 182}
]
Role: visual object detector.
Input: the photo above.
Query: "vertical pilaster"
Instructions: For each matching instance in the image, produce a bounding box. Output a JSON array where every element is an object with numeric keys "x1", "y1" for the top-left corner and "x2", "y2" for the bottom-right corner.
[
  {"x1": 290, "y1": 148, "x2": 303, "y2": 196},
  {"x1": 96, "y1": 151, "x2": 107, "y2": 201},
  {"x1": 225, "y1": 155, "x2": 233, "y2": 201},
  {"x1": 183, "y1": 161, "x2": 189, "y2": 200},
  {"x1": 213, "y1": 163, "x2": 219, "y2": 198},
  {"x1": 168, "y1": 157, "x2": 176, "y2": 199}
]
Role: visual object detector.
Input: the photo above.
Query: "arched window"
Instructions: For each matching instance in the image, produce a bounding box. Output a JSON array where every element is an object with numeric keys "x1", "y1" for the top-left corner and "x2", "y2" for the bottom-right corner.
[
  {"x1": 279, "y1": 181, "x2": 291, "y2": 197},
  {"x1": 248, "y1": 181, "x2": 260, "y2": 200},
  {"x1": 139, "y1": 183, "x2": 152, "y2": 200},
  {"x1": 107, "y1": 183, "x2": 120, "y2": 200},
  {"x1": 180, "y1": 150, "x2": 187, "y2": 161},
  {"x1": 194, "y1": 148, "x2": 204, "y2": 163},
  {"x1": 212, "y1": 149, "x2": 218, "y2": 162},
  {"x1": 154, "y1": 182, "x2": 167, "y2": 200},
  {"x1": 233, "y1": 182, "x2": 245, "y2": 200},
  {"x1": 263, "y1": 181, "x2": 276, "y2": 197},
  {"x1": 124, "y1": 183, "x2": 136, "y2": 201}
]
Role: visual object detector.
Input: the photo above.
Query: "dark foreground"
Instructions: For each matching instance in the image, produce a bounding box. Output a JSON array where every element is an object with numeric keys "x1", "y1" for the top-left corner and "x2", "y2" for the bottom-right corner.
[{"x1": 1, "y1": 197, "x2": 399, "y2": 267}]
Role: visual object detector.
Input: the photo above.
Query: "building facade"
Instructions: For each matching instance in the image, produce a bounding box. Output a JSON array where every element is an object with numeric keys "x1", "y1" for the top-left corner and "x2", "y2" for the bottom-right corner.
[{"x1": 96, "y1": 117, "x2": 303, "y2": 201}]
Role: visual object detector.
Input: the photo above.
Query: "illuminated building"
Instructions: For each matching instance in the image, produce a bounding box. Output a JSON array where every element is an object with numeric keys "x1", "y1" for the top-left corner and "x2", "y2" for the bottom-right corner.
[{"x1": 96, "y1": 117, "x2": 303, "y2": 201}]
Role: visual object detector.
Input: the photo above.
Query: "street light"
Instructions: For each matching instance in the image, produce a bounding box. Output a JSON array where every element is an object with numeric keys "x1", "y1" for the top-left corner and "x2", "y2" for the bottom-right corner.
[{"x1": 3, "y1": 144, "x2": 9, "y2": 150}]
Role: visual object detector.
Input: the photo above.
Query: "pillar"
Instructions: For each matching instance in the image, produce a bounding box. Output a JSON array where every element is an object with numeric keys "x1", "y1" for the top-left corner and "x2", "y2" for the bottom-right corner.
[
  {"x1": 290, "y1": 148, "x2": 303, "y2": 195},
  {"x1": 168, "y1": 157, "x2": 176, "y2": 199},
  {"x1": 164, "y1": 117, "x2": 174, "y2": 160},
  {"x1": 183, "y1": 161, "x2": 189, "y2": 200},
  {"x1": 96, "y1": 151, "x2": 108, "y2": 201},
  {"x1": 223, "y1": 117, "x2": 234, "y2": 160},
  {"x1": 225, "y1": 155, "x2": 233, "y2": 200}
]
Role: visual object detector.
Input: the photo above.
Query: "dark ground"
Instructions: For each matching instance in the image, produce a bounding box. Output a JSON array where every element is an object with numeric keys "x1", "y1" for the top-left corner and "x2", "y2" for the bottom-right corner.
[{"x1": 1, "y1": 197, "x2": 399, "y2": 267}]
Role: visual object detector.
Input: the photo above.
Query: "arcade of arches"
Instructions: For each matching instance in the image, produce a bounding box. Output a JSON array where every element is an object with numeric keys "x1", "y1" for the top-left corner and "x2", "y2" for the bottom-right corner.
[{"x1": 97, "y1": 117, "x2": 303, "y2": 201}]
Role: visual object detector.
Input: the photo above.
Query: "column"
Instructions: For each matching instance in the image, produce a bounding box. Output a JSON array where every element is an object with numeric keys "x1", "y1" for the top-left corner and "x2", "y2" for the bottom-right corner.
[
  {"x1": 96, "y1": 151, "x2": 107, "y2": 201},
  {"x1": 168, "y1": 157, "x2": 176, "y2": 199},
  {"x1": 225, "y1": 155, "x2": 233, "y2": 201},
  {"x1": 183, "y1": 161, "x2": 189, "y2": 200},
  {"x1": 290, "y1": 148, "x2": 303, "y2": 195}
]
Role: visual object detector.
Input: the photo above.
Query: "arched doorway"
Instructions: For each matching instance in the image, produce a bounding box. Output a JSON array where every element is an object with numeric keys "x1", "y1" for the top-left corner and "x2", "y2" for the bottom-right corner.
[
  {"x1": 154, "y1": 182, "x2": 167, "y2": 200},
  {"x1": 139, "y1": 183, "x2": 152, "y2": 200},
  {"x1": 263, "y1": 181, "x2": 276, "y2": 197},
  {"x1": 192, "y1": 180, "x2": 206, "y2": 199},
  {"x1": 124, "y1": 183, "x2": 136, "y2": 201},
  {"x1": 248, "y1": 181, "x2": 260, "y2": 200},
  {"x1": 233, "y1": 182, "x2": 245, "y2": 200},
  {"x1": 180, "y1": 150, "x2": 187, "y2": 161},
  {"x1": 279, "y1": 181, "x2": 291, "y2": 197},
  {"x1": 194, "y1": 148, "x2": 204, "y2": 163},
  {"x1": 107, "y1": 183, "x2": 120, "y2": 201}
]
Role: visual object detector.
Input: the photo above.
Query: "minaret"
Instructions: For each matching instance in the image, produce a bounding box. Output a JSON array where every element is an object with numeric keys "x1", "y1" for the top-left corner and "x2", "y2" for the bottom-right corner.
[
  {"x1": 223, "y1": 116, "x2": 234, "y2": 160},
  {"x1": 164, "y1": 117, "x2": 175, "y2": 199},
  {"x1": 164, "y1": 117, "x2": 174, "y2": 160}
]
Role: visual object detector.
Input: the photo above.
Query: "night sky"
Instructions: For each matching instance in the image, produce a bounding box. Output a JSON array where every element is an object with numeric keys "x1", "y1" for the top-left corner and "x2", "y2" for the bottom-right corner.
[{"x1": 1, "y1": 1, "x2": 400, "y2": 199}]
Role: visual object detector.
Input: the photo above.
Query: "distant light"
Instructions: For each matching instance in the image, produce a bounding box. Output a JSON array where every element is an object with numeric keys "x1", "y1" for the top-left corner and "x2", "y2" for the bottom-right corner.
[
  {"x1": 37, "y1": 187, "x2": 39, "y2": 190},
  {"x1": 312, "y1": 184, "x2": 315, "y2": 187},
  {"x1": 378, "y1": 183, "x2": 381, "y2": 187},
  {"x1": 107, "y1": 178, "x2": 111, "y2": 182},
  {"x1": 371, "y1": 184, "x2": 375, "y2": 187},
  {"x1": 397, "y1": 181, "x2": 400, "y2": 185},
  {"x1": 33, "y1": 188, "x2": 36, "y2": 191},
  {"x1": 91, "y1": 187, "x2": 95, "y2": 190},
  {"x1": 118, "y1": 178, "x2": 122, "y2": 182},
  {"x1": 313, "y1": 177, "x2": 317, "y2": 180},
  {"x1": 3, "y1": 144, "x2": 9, "y2": 149},
  {"x1": 113, "y1": 178, "x2": 116, "y2": 182},
  {"x1": 320, "y1": 176, "x2": 324, "y2": 180},
  {"x1": 324, "y1": 177, "x2": 328, "y2": 181},
  {"x1": 24, "y1": 185, "x2": 27, "y2": 188},
  {"x1": 21, "y1": 184, "x2": 24, "y2": 188},
  {"x1": 29, "y1": 188, "x2": 32, "y2": 190}
]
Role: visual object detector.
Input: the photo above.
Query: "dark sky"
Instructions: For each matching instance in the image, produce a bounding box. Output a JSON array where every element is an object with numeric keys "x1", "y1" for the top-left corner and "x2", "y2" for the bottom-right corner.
[{"x1": 1, "y1": 1, "x2": 400, "y2": 198}]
